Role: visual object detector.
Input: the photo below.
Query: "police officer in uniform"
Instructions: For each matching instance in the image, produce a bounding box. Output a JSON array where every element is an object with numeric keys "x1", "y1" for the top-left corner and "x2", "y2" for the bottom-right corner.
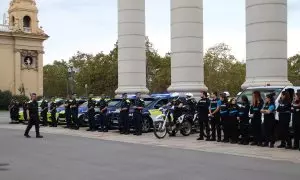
[
  {"x1": 197, "y1": 91, "x2": 210, "y2": 141},
  {"x1": 249, "y1": 91, "x2": 264, "y2": 146},
  {"x1": 24, "y1": 93, "x2": 43, "y2": 138},
  {"x1": 49, "y1": 98, "x2": 57, "y2": 127},
  {"x1": 12, "y1": 100, "x2": 20, "y2": 123},
  {"x1": 70, "y1": 94, "x2": 80, "y2": 130},
  {"x1": 292, "y1": 91, "x2": 300, "y2": 150},
  {"x1": 64, "y1": 97, "x2": 72, "y2": 128},
  {"x1": 209, "y1": 92, "x2": 222, "y2": 142},
  {"x1": 133, "y1": 92, "x2": 145, "y2": 136},
  {"x1": 228, "y1": 98, "x2": 239, "y2": 144},
  {"x1": 40, "y1": 98, "x2": 48, "y2": 126},
  {"x1": 8, "y1": 99, "x2": 15, "y2": 123},
  {"x1": 119, "y1": 93, "x2": 131, "y2": 134},
  {"x1": 237, "y1": 95, "x2": 250, "y2": 145},
  {"x1": 87, "y1": 95, "x2": 96, "y2": 131},
  {"x1": 98, "y1": 94, "x2": 108, "y2": 132},
  {"x1": 261, "y1": 94, "x2": 276, "y2": 148},
  {"x1": 23, "y1": 101, "x2": 28, "y2": 122},
  {"x1": 219, "y1": 93, "x2": 229, "y2": 143},
  {"x1": 170, "y1": 94, "x2": 184, "y2": 137}
]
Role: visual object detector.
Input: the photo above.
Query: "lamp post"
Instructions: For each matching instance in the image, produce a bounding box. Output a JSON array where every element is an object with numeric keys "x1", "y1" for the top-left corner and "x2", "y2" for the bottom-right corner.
[{"x1": 85, "y1": 84, "x2": 88, "y2": 98}]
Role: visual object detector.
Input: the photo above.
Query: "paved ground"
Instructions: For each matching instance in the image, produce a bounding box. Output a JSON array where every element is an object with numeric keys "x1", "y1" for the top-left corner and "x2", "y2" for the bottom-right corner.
[{"x1": 1, "y1": 111, "x2": 300, "y2": 180}]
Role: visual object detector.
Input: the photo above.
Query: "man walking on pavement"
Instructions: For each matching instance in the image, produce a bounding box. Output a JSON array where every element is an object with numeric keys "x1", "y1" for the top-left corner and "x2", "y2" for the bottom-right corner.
[{"x1": 24, "y1": 93, "x2": 43, "y2": 138}]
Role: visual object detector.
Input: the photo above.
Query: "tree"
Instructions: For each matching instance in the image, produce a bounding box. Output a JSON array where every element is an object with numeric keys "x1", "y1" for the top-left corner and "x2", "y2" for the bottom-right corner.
[{"x1": 288, "y1": 54, "x2": 300, "y2": 86}]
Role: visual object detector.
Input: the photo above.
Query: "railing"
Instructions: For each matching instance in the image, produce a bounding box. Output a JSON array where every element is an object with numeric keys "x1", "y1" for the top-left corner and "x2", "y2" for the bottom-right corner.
[{"x1": 0, "y1": 24, "x2": 11, "y2": 32}]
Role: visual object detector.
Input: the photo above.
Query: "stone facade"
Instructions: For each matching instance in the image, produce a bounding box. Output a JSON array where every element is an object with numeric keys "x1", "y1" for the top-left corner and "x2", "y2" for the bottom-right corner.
[{"x1": 0, "y1": 0, "x2": 48, "y2": 96}]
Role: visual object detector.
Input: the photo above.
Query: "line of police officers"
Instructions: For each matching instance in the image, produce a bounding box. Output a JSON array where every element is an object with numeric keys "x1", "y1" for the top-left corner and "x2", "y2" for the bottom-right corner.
[{"x1": 170, "y1": 90, "x2": 300, "y2": 151}]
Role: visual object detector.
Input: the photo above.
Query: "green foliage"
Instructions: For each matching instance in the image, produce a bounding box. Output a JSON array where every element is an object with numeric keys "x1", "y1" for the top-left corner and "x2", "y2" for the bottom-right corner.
[
  {"x1": 288, "y1": 54, "x2": 300, "y2": 86},
  {"x1": 12, "y1": 95, "x2": 30, "y2": 103},
  {"x1": 0, "y1": 90, "x2": 12, "y2": 110}
]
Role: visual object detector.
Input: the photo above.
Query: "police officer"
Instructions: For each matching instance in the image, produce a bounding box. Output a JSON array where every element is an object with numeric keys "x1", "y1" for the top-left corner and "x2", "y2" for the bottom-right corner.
[
  {"x1": 70, "y1": 93, "x2": 79, "y2": 130},
  {"x1": 133, "y1": 92, "x2": 145, "y2": 136},
  {"x1": 277, "y1": 91, "x2": 292, "y2": 149},
  {"x1": 249, "y1": 91, "x2": 264, "y2": 146},
  {"x1": 219, "y1": 93, "x2": 229, "y2": 143},
  {"x1": 64, "y1": 97, "x2": 72, "y2": 128},
  {"x1": 261, "y1": 94, "x2": 276, "y2": 148},
  {"x1": 8, "y1": 99, "x2": 15, "y2": 123},
  {"x1": 197, "y1": 91, "x2": 210, "y2": 141},
  {"x1": 170, "y1": 93, "x2": 184, "y2": 137},
  {"x1": 40, "y1": 98, "x2": 48, "y2": 126},
  {"x1": 24, "y1": 93, "x2": 43, "y2": 138},
  {"x1": 292, "y1": 91, "x2": 300, "y2": 150},
  {"x1": 98, "y1": 94, "x2": 108, "y2": 132},
  {"x1": 119, "y1": 93, "x2": 131, "y2": 134},
  {"x1": 49, "y1": 98, "x2": 57, "y2": 127},
  {"x1": 12, "y1": 100, "x2": 20, "y2": 123},
  {"x1": 87, "y1": 95, "x2": 96, "y2": 131},
  {"x1": 237, "y1": 95, "x2": 250, "y2": 145},
  {"x1": 209, "y1": 92, "x2": 222, "y2": 142},
  {"x1": 228, "y1": 98, "x2": 239, "y2": 144}
]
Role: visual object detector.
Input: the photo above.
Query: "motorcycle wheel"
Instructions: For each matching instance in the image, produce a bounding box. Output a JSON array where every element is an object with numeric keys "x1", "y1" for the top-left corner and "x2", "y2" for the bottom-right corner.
[
  {"x1": 153, "y1": 121, "x2": 167, "y2": 139},
  {"x1": 180, "y1": 120, "x2": 192, "y2": 136}
]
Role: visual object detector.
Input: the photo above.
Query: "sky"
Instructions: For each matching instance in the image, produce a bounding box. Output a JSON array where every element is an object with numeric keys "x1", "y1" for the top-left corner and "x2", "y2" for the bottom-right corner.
[{"x1": 0, "y1": 0, "x2": 299, "y2": 65}]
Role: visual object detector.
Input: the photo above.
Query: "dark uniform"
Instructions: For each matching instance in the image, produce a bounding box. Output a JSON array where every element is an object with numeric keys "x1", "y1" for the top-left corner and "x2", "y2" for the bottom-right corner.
[
  {"x1": 262, "y1": 102, "x2": 276, "y2": 147},
  {"x1": 98, "y1": 98, "x2": 108, "y2": 132},
  {"x1": 170, "y1": 98, "x2": 183, "y2": 136},
  {"x1": 49, "y1": 101, "x2": 57, "y2": 127},
  {"x1": 133, "y1": 98, "x2": 145, "y2": 135},
  {"x1": 197, "y1": 97, "x2": 210, "y2": 140},
  {"x1": 40, "y1": 100, "x2": 48, "y2": 126},
  {"x1": 24, "y1": 100, "x2": 41, "y2": 137},
  {"x1": 65, "y1": 99, "x2": 71, "y2": 128},
  {"x1": 23, "y1": 102, "x2": 28, "y2": 122},
  {"x1": 220, "y1": 100, "x2": 229, "y2": 142},
  {"x1": 238, "y1": 102, "x2": 250, "y2": 145},
  {"x1": 250, "y1": 100, "x2": 263, "y2": 145},
  {"x1": 87, "y1": 98, "x2": 96, "y2": 131},
  {"x1": 292, "y1": 100, "x2": 300, "y2": 150},
  {"x1": 8, "y1": 100, "x2": 14, "y2": 123},
  {"x1": 210, "y1": 98, "x2": 222, "y2": 141},
  {"x1": 70, "y1": 98, "x2": 79, "y2": 129},
  {"x1": 228, "y1": 103, "x2": 239, "y2": 143},
  {"x1": 277, "y1": 100, "x2": 292, "y2": 148},
  {"x1": 11, "y1": 100, "x2": 19, "y2": 122},
  {"x1": 120, "y1": 98, "x2": 131, "y2": 134}
]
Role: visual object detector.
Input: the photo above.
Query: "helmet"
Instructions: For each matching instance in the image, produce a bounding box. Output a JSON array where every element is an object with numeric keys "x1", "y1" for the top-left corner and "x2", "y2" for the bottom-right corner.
[
  {"x1": 170, "y1": 92, "x2": 180, "y2": 98},
  {"x1": 185, "y1": 93, "x2": 193, "y2": 99},
  {"x1": 223, "y1": 91, "x2": 230, "y2": 97}
]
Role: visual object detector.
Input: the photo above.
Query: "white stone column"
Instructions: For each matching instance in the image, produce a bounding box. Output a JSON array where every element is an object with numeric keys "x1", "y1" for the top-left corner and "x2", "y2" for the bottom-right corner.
[
  {"x1": 14, "y1": 49, "x2": 21, "y2": 95},
  {"x1": 242, "y1": 0, "x2": 292, "y2": 89},
  {"x1": 168, "y1": 0, "x2": 207, "y2": 97},
  {"x1": 115, "y1": 0, "x2": 149, "y2": 96}
]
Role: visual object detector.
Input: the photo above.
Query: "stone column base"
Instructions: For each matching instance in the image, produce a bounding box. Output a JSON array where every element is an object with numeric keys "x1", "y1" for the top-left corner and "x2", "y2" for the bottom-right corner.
[
  {"x1": 241, "y1": 78, "x2": 293, "y2": 90},
  {"x1": 115, "y1": 86, "x2": 149, "y2": 98},
  {"x1": 168, "y1": 83, "x2": 208, "y2": 99}
]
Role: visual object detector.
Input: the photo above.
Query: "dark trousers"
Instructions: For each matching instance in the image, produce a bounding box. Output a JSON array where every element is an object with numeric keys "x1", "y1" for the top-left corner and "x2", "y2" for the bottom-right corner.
[
  {"x1": 264, "y1": 117, "x2": 276, "y2": 145},
  {"x1": 23, "y1": 111, "x2": 28, "y2": 121},
  {"x1": 221, "y1": 116, "x2": 229, "y2": 141},
  {"x1": 41, "y1": 112, "x2": 48, "y2": 126},
  {"x1": 71, "y1": 110, "x2": 79, "y2": 128},
  {"x1": 293, "y1": 117, "x2": 300, "y2": 148},
  {"x1": 120, "y1": 111, "x2": 129, "y2": 133},
  {"x1": 99, "y1": 113, "x2": 108, "y2": 131},
  {"x1": 199, "y1": 114, "x2": 210, "y2": 139},
  {"x1": 251, "y1": 117, "x2": 262, "y2": 144},
  {"x1": 228, "y1": 116, "x2": 238, "y2": 142},
  {"x1": 211, "y1": 115, "x2": 221, "y2": 140},
  {"x1": 88, "y1": 112, "x2": 95, "y2": 130},
  {"x1": 133, "y1": 111, "x2": 142, "y2": 135},
  {"x1": 50, "y1": 112, "x2": 57, "y2": 127},
  {"x1": 65, "y1": 111, "x2": 71, "y2": 127},
  {"x1": 240, "y1": 118, "x2": 250, "y2": 143},
  {"x1": 278, "y1": 113, "x2": 291, "y2": 146},
  {"x1": 25, "y1": 116, "x2": 40, "y2": 136}
]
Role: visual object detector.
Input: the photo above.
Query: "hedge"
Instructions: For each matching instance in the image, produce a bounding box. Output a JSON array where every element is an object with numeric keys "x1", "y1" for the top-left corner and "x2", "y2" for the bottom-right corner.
[{"x1": 0, "y1": 90, "x2": 30, "y2": 110}]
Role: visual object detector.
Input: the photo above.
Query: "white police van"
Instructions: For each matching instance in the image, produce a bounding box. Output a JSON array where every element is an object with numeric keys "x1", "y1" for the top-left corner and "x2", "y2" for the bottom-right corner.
[{"x1": 237, "y1": 86, "x2": 300, "y2": 124}]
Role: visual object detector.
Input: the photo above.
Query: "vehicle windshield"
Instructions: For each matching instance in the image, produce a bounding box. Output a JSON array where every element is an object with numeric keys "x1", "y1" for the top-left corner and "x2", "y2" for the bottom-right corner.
[
  {"x1": 108, "y1": 99, "x2": 122, "y2": 107},
  {"x1": 80, "y1": 102, "x2": 88, "y2": 107},
  {"x1": 237, "y1": 88, "x2": 283, "y2": 104}
]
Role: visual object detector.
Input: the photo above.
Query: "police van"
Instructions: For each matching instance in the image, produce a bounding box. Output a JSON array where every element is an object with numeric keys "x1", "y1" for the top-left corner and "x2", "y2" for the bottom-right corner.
[{"x1": 236, "y1": 86, "x2": 300, "y2": 124}]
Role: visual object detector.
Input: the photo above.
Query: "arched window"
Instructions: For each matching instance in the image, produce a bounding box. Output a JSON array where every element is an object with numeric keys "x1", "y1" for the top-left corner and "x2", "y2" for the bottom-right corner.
[
  {"x1": 11, "y1": 16, "x2": 15, "y2": 25},
  {"x1": 23, "y1": 16, "x2": 31, "y2": 28}
]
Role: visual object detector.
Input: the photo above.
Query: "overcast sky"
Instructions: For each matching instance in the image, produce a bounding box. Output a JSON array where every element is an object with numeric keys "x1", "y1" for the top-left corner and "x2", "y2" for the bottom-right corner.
[{"x1": 0, "y1": 0, "x2": 299, "y2": 64}]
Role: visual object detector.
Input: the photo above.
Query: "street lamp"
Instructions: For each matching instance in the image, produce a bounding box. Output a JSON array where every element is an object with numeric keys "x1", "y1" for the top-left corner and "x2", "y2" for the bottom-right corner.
[{"x1": 85, "y1": 84, "x2": 88, "y2": 98}]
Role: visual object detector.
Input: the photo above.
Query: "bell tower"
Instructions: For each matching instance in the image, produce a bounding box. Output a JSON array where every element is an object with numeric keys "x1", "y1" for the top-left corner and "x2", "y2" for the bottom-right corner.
[{"x1": 0, "y1": 0, "x2": 49, "y2": 96}]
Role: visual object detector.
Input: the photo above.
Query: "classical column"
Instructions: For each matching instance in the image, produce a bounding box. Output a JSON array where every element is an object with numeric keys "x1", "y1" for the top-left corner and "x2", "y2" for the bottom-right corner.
[
  {"x1": 37, "y1": 50, "x2": 44, "y2": 96},
  {"x1": 242, "y1": 0, "x2": 292, "y2": 89},
  {"x1": 14, "y1": 49, "x2": 21, "y2": 95},
  {"x1": 168, "y1": 0, "x2": 207, "y2": 98},
  {"x1": 115, "y1": 0, "x2": 149, "y2": 96}
]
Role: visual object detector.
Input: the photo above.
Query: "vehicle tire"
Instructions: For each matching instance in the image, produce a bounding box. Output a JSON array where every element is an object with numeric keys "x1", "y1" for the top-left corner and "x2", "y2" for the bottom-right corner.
[
  {"x1": 180, "y1": 120, "x2": 192, "y2": 136},
  {"x1": 142, "y1": 117, "x2": 151, "y2": 133},
  {"x1": 153, "y1": 121, "x2": 167, "y2": 139}
]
